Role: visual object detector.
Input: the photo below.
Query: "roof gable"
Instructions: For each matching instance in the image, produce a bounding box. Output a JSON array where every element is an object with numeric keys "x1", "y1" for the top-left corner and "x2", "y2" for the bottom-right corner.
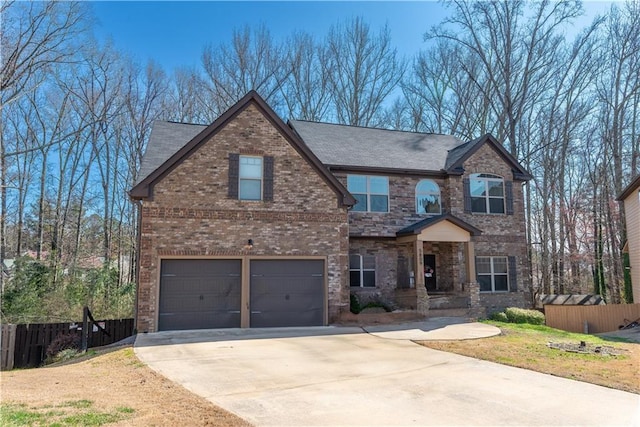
[
  {"x1": 397, "y1": 213, "x2": 482, "y2": 237},
  {"x1": 130, "y1": 91, "x2": 355, "y2": 206},
  {"x1": 445, "y1": 134, "x2": 532, "y2": 181}
]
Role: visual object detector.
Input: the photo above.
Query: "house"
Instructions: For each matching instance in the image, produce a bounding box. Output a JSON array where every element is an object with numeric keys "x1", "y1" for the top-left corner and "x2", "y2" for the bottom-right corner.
[
  {"x1": 130, "y1": 91, "x2": 532, "y2": 332},
  {"x1": 618, "y1": 174, "x2": 640, "y2": 303}
]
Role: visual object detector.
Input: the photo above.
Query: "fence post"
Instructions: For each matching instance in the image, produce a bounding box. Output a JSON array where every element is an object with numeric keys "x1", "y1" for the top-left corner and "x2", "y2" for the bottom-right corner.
[{"x1": 81, "y1": 306, "x2": 89, "y2": 352}]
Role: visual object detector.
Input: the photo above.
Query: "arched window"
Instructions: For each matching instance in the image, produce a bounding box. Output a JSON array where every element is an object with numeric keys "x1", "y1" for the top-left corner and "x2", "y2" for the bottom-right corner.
[
  {"x1": 469, "y1": 173, "x2": 504, "y2": 214},
  {"x1": 416, "y1": 180, "x2": 441, "y2": 214}
]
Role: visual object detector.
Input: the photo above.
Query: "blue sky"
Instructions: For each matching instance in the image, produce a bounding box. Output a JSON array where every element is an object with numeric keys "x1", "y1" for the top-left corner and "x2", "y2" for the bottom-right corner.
[{"x1": 91, "y1": 1, "x2": 614, "y2": 74}]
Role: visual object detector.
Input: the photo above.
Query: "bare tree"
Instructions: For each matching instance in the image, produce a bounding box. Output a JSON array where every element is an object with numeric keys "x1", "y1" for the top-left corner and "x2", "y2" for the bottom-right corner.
[
  {"x1": 201, "y1": 25, "x2": 290, "y2": 119},
  {"x1": 322, "y1": 17, "x2": 406, "y2": 127},
  {"x1": 280, "y1": 32, "x2": 332, "y2": 121}
]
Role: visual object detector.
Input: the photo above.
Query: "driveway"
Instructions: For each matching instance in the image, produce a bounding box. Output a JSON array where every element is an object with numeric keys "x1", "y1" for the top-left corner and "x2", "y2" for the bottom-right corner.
[{"x1": 135, "y1": 321, "x2": 640, "y2": 426}]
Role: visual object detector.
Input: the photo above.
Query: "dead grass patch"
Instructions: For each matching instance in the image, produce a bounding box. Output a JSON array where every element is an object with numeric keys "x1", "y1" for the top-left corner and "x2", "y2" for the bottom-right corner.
[
  {"x1": 1, "y1": 346, "x2": 251, "y2": 426},
  {"x1": 417, "y1": 322, "x2": 640, "y2": 394}
]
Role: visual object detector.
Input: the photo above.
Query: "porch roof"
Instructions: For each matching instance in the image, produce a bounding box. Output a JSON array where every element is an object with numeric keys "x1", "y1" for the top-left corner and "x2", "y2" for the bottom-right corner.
[{"x1": 396, "y1": 214, "x2": 482, "y2": 242}]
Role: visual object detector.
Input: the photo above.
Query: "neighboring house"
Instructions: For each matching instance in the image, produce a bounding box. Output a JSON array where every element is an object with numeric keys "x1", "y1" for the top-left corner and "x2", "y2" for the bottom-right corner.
[
  {"x1": 618, "y1": 174, "x2": 640, "y2": 303},
  {"x1": 130, "y1": 91, "x2": 532, "y2": 332}
]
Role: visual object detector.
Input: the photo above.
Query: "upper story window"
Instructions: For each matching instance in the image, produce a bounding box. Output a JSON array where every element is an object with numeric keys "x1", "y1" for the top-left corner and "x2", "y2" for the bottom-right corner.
[
  {"x1": 470, "y1": 173, "x2": 504, "y2": 214},
  {"x1": 416, "y1": 180, "x2": 441, "y2": 214},
  {"x1": 228, "y1": 153, "x2": 273, "y2": 201},
  {"x1": 239, "y1": 156, "x2": 263, "y2": 200},
  {"x1": 347, "y1": 175, "x2": 389, "y2": 212}
]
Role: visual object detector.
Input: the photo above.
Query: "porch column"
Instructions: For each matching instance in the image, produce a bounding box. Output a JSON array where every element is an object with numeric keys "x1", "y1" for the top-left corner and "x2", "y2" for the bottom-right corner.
[
  {"x1": 464, "y1": 241, "x2": 475, "y2": 280},
  {"x1": 414, "y1": 239, "x2": 429, "y2": 314},
  {"x1": 464, "y1": 241, "x2": 483, "y2": 319}
]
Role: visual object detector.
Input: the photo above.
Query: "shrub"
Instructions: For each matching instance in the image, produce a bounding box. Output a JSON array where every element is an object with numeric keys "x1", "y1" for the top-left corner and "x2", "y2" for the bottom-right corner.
[
  {"x1": 489, "y1": 311, "x2": 509, "y2": 322},
  {"x1": 503, "y1": 307, "x2": 545, "y2": 325},
  {"x1": 46, "y1": 333, "x2": 80, "y2": 359},
  {"x1": 350, "y1": 293, "x2": 361, "y2": 314}
]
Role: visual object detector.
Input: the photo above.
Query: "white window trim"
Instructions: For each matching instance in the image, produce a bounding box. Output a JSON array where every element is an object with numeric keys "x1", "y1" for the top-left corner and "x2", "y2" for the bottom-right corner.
[
  {"x1": 347, "y1": 175, "x2": 389, "y2": 213},
  {"x1": 349, "y1": 254, "x2": 376, "y2": 287},
  {"x1": 239, "y1": 155, "x2": 263, "y2": 201},
  {"x1": 415, "y1": 179, "x2": 442, "y2": 215},
  {"x1": 477, "y1": 256, "x2": 509, "y2": 292},
  {"x1": 470, "y1": 173, "x2": 505, "y2": 214}
]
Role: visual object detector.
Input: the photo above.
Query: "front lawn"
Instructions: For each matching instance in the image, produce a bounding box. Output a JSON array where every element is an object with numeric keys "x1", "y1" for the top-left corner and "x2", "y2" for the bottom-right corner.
[{"x1": 418, "y1": 322, "x2": 640, "y2": 394}]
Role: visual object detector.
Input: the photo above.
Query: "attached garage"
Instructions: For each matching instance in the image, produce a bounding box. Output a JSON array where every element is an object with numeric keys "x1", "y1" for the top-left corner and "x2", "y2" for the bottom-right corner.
[
  {"x1": 159, "y1": 259, "x2": 242, "y2": 331},
  {"x1": 158, "y1": 258, "x2": 326, "y2": 331},
  {"x1": 250, "y1": 260, "x2": 325, "y2": 327}
]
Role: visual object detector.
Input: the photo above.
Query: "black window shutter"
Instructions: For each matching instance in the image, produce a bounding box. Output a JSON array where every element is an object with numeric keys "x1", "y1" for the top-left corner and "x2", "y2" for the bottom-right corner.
[
  {"x1": 463, "y1": 178, "x2": 472, "y2": 213},
  {"x1": 505, "y1": 181, "x2": 514, "y2": 215},
  {"x1": 508, "y1": 256, "x2": 517, "y2": 292},
  {"x1": 228, "y1": 153, "x2": 239, "y2": 198},
  {"x1": 264, "y1": 156, "x2": 274, "y2": 201}
]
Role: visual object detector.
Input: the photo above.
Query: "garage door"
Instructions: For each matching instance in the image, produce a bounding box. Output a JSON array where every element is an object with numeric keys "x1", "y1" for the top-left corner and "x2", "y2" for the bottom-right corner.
[
  {"x1": 159, "y1": 259, "x2": 241, "y2": 331},
  {"x1": 250, "y1": 260, "x2": 325, "y2": 327}
]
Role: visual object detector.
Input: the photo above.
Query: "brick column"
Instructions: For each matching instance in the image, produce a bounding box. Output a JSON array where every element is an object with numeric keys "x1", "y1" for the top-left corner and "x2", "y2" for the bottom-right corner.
[{"x1": 467, "y1": 281, "x2": 485, "y2": 320}]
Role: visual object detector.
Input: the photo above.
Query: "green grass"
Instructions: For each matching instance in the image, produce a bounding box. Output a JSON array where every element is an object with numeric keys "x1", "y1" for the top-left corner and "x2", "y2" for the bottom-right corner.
[{"x1": 0, "y1": 400, "x2": 135, "y2": 427}]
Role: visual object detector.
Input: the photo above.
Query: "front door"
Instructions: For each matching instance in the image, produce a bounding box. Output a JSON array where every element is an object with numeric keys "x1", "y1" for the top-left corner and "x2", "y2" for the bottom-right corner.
[{"x1": 423, "y1": 254, "x2": 437, "y2": 292}]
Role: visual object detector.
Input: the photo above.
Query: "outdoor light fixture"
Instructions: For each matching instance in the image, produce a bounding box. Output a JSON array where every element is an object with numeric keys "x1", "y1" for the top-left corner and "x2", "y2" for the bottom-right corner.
[{"x1": 244, "y1": 239, "x2": 254, "y2": 251}]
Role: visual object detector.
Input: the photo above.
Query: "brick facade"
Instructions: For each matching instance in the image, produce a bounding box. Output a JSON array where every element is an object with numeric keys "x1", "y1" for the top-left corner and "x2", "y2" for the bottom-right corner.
[
  {"x1": 341, "y1": 143, "x2": 531, "y2": 315},
  {"x1": 134, "y1": 94, "x2": 531, "y2": 329},
  {"x1": 136, "y1": 104, "x2": 349, "y2": 332}
]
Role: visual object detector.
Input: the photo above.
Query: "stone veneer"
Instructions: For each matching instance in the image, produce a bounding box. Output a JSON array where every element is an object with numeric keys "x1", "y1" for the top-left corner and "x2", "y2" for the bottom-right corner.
[
  {"x1": 137, "y1": 104, "x2": 349, "y2": 332},
  {"x1": 338, "y1": 142, "x2": 531, "y2": 313}
]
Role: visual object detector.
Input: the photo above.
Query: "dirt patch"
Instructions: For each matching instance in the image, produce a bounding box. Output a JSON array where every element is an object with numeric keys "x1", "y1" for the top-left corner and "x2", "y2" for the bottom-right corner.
[{"x1": 1, "y1": 346, "x2": 251, "y2": 426}]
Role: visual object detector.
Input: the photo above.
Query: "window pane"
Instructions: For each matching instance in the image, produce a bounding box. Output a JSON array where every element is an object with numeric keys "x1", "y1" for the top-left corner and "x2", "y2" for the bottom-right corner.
[
  {"x1": 370, "y1": 195, "x2": 388, "y2": 212},
  {"x1": 349, "y1": 255, "x2": 362, "y2": 269},
  {"x1": 347, "y1": 175, "x2": 367, "y2": 193},
  {"x1": 489, "y1": 198, "x2": 505, "y2": 214},
  {"x1": 477, "y1": 276, "x2": 492, "y2": 292},
  {"x1": 352, "y1": 193, "x2": 367, "y2": 211},
  {"x1": 471, "y1": 197, "x2": 487, "y2": 213},
  {"x1": 417, "y1": 195, "x2": 441, "y2": 214},
  {"x1": 476, "y1": 257, "x2": 491, "y2": 274},
  {"x1": 417, "y1": 179, "x2": 439, "y2": 194},
  {"x1": 363, "y1": 255, "x2": 376, "y2": 270},
  {"x1": 239, "y1": 179, "x2": 261, "y2": 200},
  {"x1": 240, "y1": 157, "x2": 262, "y2": 178},
  {"x1": 493, "y1": 257, "x2": 508, "y2": 274},
  {"x1": 369, "y1": 176, "x2": 388, "y2": 194},
  {"x1": 470, "y1": 179, "x2": 486, "y2": 197},
  {"x1": 350, "y1": 271, "x2": 361, "y2": 287},
  {"x1": 363, "y1": 271, "x2": 376, "y2": 287},
  {"x1": 494, "y1": 275, "x2": 508, "y2": 291},
  {"x1": 488, "y1": 180, "x2": 504, "y2": 197}
]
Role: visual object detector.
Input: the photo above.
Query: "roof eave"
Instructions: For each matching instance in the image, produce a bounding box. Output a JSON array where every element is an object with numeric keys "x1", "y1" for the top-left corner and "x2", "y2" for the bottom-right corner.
[{"x1": 617, "y1": 174, "x2": 640, "y2": 201}]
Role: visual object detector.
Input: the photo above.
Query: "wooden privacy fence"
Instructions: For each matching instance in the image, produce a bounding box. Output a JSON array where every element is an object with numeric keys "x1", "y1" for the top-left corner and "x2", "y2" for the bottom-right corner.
[
  {"x1": 1, "y1": 317, "x2": 134, "y2": 370},
  {"x1": 544, "y1": 304, "x2": 640, "y2": 334}
]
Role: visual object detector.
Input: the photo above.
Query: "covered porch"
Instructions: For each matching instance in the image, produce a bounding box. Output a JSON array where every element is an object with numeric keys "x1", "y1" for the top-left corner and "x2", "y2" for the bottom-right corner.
[{"x1": 395, "y1": 214, "x2": 483, "y2": 316}]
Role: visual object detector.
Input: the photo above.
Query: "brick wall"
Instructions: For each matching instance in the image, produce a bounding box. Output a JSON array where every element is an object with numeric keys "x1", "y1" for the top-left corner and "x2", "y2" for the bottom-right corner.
[{"x1": 137, "y1": 105, "x2": 349, "y2": 332}]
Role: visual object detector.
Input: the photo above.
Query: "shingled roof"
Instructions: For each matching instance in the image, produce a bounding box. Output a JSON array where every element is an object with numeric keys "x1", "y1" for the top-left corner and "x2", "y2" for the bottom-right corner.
[
  {"x1": 289, "y1": 120, "x2": 464, "y2": 173},
  {"x1": 135, "y1": 121, "x2": 206, "y2": 186}
]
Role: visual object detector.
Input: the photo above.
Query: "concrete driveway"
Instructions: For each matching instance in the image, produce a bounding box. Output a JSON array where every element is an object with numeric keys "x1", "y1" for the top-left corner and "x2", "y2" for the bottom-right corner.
[{"x1": 135, "y1": 321, "x2": 640, "y2": 426}]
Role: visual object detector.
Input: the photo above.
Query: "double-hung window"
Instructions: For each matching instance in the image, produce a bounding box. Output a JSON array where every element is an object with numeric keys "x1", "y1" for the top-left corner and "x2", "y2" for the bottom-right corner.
[
  {"x1": 350, "y1": 254, "x2": 376, "y2": 287},
  {"x1": 239, "y1": 156, "x2": 263, "y2": 200},
  {"x1": 416, "y1": 179, "x2": 441, "y2": 214},
  {"x1": 470, "y1": 173, "x2": 505, "y2": 214},
  {"x1": 476, "y1": 256, "x2": 509, "y2": 292},
  {"x1": 347, "y1": 175, "x2": 389, "y2": 212}
]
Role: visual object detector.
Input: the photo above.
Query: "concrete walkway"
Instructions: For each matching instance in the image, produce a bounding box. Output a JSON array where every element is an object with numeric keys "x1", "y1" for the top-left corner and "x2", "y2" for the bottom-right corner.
[{"x1": 135, "y1": 319, "x2": 640, "y2": 426}]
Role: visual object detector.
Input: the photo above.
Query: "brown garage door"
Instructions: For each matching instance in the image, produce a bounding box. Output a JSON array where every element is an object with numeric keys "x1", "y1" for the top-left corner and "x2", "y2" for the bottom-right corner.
[
  {"x1": 250, "y1": 260, "x2": 325, "y2": 327},
  {"x1": 159, "y1": 259, "x2": 241, "y2": 331}
]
